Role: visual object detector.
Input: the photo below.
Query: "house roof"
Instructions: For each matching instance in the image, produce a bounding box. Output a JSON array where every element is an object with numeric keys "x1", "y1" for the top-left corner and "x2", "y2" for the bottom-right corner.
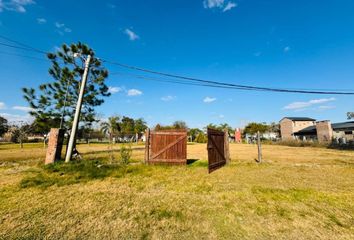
[
  {"x1": 281, "y1": 117, "x2": 316, "y2": 122},
  {"x1": 294, "y1": 126, "x2": 316, "y2": 135},
  {"x1": 332, "y1": 121, "x2": 354, "y2": 131}
]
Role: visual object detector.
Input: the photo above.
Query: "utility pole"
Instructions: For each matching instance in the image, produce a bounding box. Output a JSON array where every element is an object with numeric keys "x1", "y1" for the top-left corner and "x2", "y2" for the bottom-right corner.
[{"x1": 65, "y1": 55, "x2": 91, "y2": 163}]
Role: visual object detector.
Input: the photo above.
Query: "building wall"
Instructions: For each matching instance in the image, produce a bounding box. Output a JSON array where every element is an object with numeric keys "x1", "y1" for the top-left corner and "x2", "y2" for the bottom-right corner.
[
  {"x1": 280, "y1": 119, "x2": 294, "y2": 140},
  {"x1": 280, "y1": 118, "x2": 315, "y2": 140},
  {"x1": 316, "y1": 121, "x2": 333, "y2": 143}
]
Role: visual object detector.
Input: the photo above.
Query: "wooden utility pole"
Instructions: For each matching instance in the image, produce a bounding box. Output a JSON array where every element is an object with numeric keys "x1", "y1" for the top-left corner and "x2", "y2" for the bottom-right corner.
[
  {"x1": 224, "y1": 129, "x2": 230, "y2": 164},
  {"x1": 144, "y1": 128, "x2": 150, "y2": 164},
  {"x1": 257, "y1": 131, "x2": 262, "y2": 163}
]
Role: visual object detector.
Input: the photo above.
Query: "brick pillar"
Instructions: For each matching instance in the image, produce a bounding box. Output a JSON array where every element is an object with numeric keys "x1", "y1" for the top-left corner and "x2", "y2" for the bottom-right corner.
[
  {"x1": 316, "y1": 121, "x2": 333, "y2": 143},
  {"x1": 45, "y1": 128, "x2": 65, "y2": 165}
]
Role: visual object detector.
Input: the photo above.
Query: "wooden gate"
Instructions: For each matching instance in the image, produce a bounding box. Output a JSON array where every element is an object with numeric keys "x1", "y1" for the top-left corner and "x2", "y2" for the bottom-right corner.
[
  {"x1": 207, "y1": 128, "x2": 230, "y2": 173},
  {"x1": 145, "y1": 129, "x2": 187, "y2": 165}
]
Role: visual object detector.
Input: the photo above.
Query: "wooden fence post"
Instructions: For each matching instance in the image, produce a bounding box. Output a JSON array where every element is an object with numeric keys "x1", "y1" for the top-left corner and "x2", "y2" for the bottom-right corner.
[
  {"x1": 224, "y1": 129, "x2": 230, "y2": 164},
  {"x1": 257, "y1": 131, "x2": 262, "y2": 163},
  {"x1": 144, "y1": 128, "x2": 150, "y2": 164}
]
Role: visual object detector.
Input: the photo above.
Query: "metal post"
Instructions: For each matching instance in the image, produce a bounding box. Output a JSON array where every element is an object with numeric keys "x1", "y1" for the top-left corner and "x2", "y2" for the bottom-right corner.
[
  {"x1": 257, "y1": 131, "x2": 262, "y2": 163},
  {"x1": 65, "y1": 55, "x2": 91, "y2": 163}
]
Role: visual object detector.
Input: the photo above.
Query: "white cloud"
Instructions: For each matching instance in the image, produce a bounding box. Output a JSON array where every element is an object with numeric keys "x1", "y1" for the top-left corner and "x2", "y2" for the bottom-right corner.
[
  {"x1": 0, "y1": 102, "x2": 6, "y2": 110},
  {"x1": 36, "y1": 18, "x2": 46, "y2": 24},
  {"x1": 127, "y1": 89, "x2": 142, "y2": 96},
  {"x1": 55, "y1": 22, "x2": 72, "y2": 35},
  {"x1": 12, "y1": 106, "x2": 34, "y2": 112},
  {"x1": 108, "y1": 86, "x2": 122, "y2": 94},
  {"x1": 124, "y1": 28, "x2": 139, "y2": 41},
  {"x1": 283, "y1": 97, "x2": 336, "y2": 111},
  {"x1": 161, "y1": 95, "x2": 176, "y2": 102},
  {"x1": 219, "y1": 114, "x2": 225, "y2": 118},
  {"x1": 223, "y1": 1, "x2": 237, "y2": 12},
  {"x1": 203, "y1": 97, "x2": 216, "y2": 103},
  {"x1": 203, "y1": 0, "x2": 224, "y2": 9},
  {"x1": 0, "y1": 0, "x2": 35, "y2": 13},
  {"x1": 0, "y1": 112, "x2": 33, "y2": 123},
  {"x1": 203, "y1": 0, "x2": 237, "y2": 12},
  {"x1": 55, "y1": 22, "x2": 64, "y2": 28},
  {"x1": 284, "y1": 46, "x2": 291, "y2": 52}
]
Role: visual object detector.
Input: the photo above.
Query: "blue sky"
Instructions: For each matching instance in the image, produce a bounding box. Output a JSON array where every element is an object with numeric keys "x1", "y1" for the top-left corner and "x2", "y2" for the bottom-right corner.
[{"x1": 0, "y1": 0, "x2": 354, "y2": 128}]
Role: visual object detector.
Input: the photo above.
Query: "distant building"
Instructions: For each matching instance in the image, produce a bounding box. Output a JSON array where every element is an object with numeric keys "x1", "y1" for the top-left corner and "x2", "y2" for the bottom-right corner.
[
  {"x1": 294, "y1": 121, "x2": 354, "y2": 143},
  {"x1": 279, "y1": 117, "x2": 316, "y2": 140},
  {"x1": 280, "y1": 117, "x2": 354, "y2": 143},
  {"x1": 235, "y1": 128, "x2": 242, "y2": 143}
]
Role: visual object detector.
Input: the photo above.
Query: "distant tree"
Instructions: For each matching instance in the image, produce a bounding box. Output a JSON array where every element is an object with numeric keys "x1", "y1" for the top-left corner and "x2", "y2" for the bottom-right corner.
[
  {"x1": 269, "y1": 122, "x2": 280, "y2": 136},
  {"x1": 205, "y1": 123, "x2": 218, "y2": 131},
  {"x1": 243, "y1": 122, "x2": 269, "y2": 135},
  {"x1": 134, "y1": 118, "x2": 147, "y2": 134},
  {"x1": 101, "y1": 116, "x2": 121, "y2": 143},
  {"x1": 9, "y1": 122, "x2": 35, "y2": 148},
  {"x1": 153, "y1": 121, "x2": 187, "y2": 131},
  {"x1": 0, "y1": 116, "x2": 9, "y2": 137},
  {"x1": 204, "y1": 123, "x2": 234, "y2": 134},
  {"x1": 120, "y1": 116, "x2": 135, "y2": 134},
  {"x1": 195, "y1": 132, "x2": 207, "y2": 143},
  {"x1": 347, "y1": 112, "x2": 354, "y2": 120},
  {"x1": 31, "y1": 116, "x2": 61, "y2": 135},
  {"x1": 218, "y1": 123, "x2": 234, "y2": 134},
  {"x1": 188, "y1": 128, "x2": 203, "y2": 142},
  {"x1": 22, "y1": 42, "x2": 110, "y2": 132},
  {"x1": 172, "y1": 121, "x2": 188, "y2": 130}
]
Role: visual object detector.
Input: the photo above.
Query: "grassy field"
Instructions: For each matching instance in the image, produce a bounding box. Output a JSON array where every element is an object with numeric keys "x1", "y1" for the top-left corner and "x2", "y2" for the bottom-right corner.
[{"x1": 0, "y1": 142, "x2": 353, "y2": 239}]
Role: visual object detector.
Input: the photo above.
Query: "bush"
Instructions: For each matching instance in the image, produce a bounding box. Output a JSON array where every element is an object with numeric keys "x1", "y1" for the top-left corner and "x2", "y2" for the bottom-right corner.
[{"x1": 120, "y1": 144, "x2": 132, "y2": 165}]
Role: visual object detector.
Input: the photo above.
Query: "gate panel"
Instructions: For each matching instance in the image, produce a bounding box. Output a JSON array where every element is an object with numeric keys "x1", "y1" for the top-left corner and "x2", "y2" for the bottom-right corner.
[
  {"x1": 207, "y1": 128, "x2": 227, "y2": 173},
  {"x1": 146, "y1": 130, "x2": 187, "y2": 165}
]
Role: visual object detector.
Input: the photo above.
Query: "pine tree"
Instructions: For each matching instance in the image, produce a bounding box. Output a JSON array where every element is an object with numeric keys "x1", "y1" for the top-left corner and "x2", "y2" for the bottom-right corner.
[{"x1": 22, "y1": 42, "x2": 110, "y2": 131}]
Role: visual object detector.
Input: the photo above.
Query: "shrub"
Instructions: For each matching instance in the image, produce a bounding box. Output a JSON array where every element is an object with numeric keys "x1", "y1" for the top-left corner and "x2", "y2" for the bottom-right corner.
[{"x1": 120, "y1": 144, "x2": 132, "y2": 165}]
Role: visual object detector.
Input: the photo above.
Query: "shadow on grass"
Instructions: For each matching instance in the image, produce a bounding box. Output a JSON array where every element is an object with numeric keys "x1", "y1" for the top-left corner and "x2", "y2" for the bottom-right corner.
[
  {"x1": 187, "y1": 159, "x2": 208, "y2": 168},
  {"x1": 20, "y1": 159, "x2": 150, "y2": 189}
]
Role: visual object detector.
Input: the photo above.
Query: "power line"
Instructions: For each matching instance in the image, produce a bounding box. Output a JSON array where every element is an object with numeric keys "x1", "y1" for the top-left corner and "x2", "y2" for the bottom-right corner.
[
  {"x1": 111, "y1": 71, "x2": 354, "y2": 93},
  {"x1": 1, "y1": 34, "x2": 353, "y2": 95},
  {"x1": 110, "y1": 71, "x2": 269, "y2": 92},
  {"x1": 104, "y1": 59, "x2": 354, "y2": 95},
  {"x1": 0, "y1": 50, "x2": 48, "y2": 61},
  {"x1": 0, "y1": 34, "x2": 47, "y2": 54}
]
